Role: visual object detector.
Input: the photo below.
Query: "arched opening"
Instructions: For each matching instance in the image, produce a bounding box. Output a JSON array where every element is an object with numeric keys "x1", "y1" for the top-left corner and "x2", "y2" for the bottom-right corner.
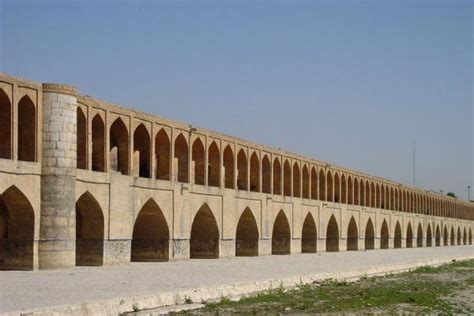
[
  {"x1": 109, "y1": 118, "x2": 129, "y2": 175},
  {"x1": 77, "y1": 107, "x2": 87, "y2": 170},
  {"x1": 190, "y1": 204, "x2": 219, "y2": 258},
  {"x1": 463, "y1": 228, "x2": 467, "y2": 245},
  {"x1": 131, "y1": 199, "x2": 169, "y2": 261},
  {"x1": 360, "y1": 180, "x2": 365, "y2": 206},
  {"x1": 175, "y1": 134, "x2": 189, "y2": 183},
  {"x1": 380, "y1": 220, "x2": 389, "y2": 249},
  {"x1": 237, "y1": 149, "x2": 248, "y2": 190},
  {"x1": 0, "y1": 89, "x2": 12, "y2": 159},
  {"x1": 155, "y1": 129, "x2": 170, "y2": 180},
  {"x1": 334, "y1": 173, "x2": 340, "y2": 203},
  {"x1": 365, "y1": 181, "x2": 370, "y2": 208},
  {"x1": 192, "y1": 138, "x2": 205, "y2": 185},
  {"x1": 443, "y1": 226, "x2": 448, "y2": 246},
  {"x1": 319, "y1": 170, "x2": 326, "y2": 201},
  {"x1": 326, "y1": 215, "x2": 339, "y2": 252},
  {"x1": 354, "y1": 178, "x2": 359, "y2": 205},
  {"x1": 450, "y1": 227, "x2": 455, "y2": 245},
  {"x1": 133, "y1": 124, "x2": 151, "y2": 178},
  {"x1": 341, "y1": 175, "x2": 347, "y2": 204},
  {"x1": 262, "y1": 155, "x2": 271, "y2": 194},
  {"x1": 348, "y1": 176, "x2": 353, "y2": 205},
  {"x1": 18, "y1": 96, "x2": 36, "y2": 162},
  {"x1": 223, "y1": 145, "x2": 234, "y2": 189},
  {"x1": 370, "y1": 182, "x2": 376, "y2": 208},
  {"x1": 272, "y1": 210, "x2": 291, "y2": 255},
  {"x1": 469, "y1": 229, "x2": 472, "y2": 245},
  {"x1": 302, "y1": 165, "x2": 309, "y2": 199},
  {"x1": 273, "y1": 158, "x2": 281, "y2": 195},
  {"x1": 435, "y1": 225, "x2": 441, "y2": 246},
  {"x1": 327, "y1": 172, "x2": 334, "y2": 202},
  {"x1": 364, "y1": 218, "x2": 375, "y2": 250},
  {"x1": 457, "y1": 227, "x2": 461, "y2": 245},
  {"x1": 76, "y1": 192, "x2": 104, "y2": 266},
  {"x1": 426, "y1": 225, "x2": 432, "y2": 247},
  {"x1": 235, "y1": 208, "x2": 259, "y2": 256},
  {"x1": 0, "y1": 186, "x2": 35, "y2": 270},
  {"x1": 406, "y1": 223, "x2": 413, "y2": 248},
  {"x1": 283, "y1": 160, "x2": 291, "y2": 196},
  {"x1": 311, "y1": 167, "x2": 318, "y2": 200},
  {"x1": 208, "y1": 142, "x2": 220, "y2": 187},
  {"x1": 417, "y1": 224, "x2": 423, "y2": 247},
  {"x1": 249, "y1": 152, "x2": 259, "y2": 192},
  {"x1": 92, "y1": 115, "x2": 105, "y2": 172},
  {"x1": 394, "y1": 222, "x2": 402, "y2": 248},
  {"x1": 378, "y1": 185, "x2": 383, "y2": 209},
  {"x1": 301, "y1": 213, "x2": 317, "y2": 253},
  {"x1": 293, "y1": 162, "x2": 300, "y2": 197},
  {"x1": 347, "y1": 217, "x2": 358, "y2": 251}
]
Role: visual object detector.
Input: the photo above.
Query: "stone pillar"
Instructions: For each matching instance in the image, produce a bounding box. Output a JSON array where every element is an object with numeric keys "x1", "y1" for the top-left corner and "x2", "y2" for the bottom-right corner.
[{"x1": 38, "y1": 84, "x2": 78, "y2": 269}]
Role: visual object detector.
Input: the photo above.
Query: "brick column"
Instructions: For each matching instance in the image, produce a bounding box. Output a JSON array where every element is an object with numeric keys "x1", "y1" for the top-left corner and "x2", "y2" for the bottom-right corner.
[{"x1": 39, "y1": 83, "x2": 78, "y2": 269}]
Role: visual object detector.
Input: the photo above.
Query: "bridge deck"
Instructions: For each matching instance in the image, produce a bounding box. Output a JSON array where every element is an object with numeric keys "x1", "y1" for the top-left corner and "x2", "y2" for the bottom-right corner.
[{"x1": 1, "y1": 245, "x2": 473, "y2": 315}]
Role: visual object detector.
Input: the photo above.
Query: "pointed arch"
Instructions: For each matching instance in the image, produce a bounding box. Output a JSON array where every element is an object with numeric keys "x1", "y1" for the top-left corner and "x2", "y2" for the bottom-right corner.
[
  {"x1": 249, "y1": 152, "x2": 259, "y2": 192},
  {"x1": 406, "y1": 223, "x2": 413, "y2": 248},
  {"x1": 237, "y1": 149, "x2": 248, "y2": 190},
  {"x1": 273, "y1": 158, "x2": 281, "y2": 195},
  {"x1": 469, "y1": 228, "x2": 472, "y2": 245},
  {"x1": 18, "y1": 95, "x2": 36, "y2": 162},
  {"x1": 378, "y1": 184, "x2": 382, "y2": 209},
  {"x1": 262, "y1": 155, "x2": 271, "y2": 193},
  {"x1": 443, "y1": 226, "x2": 448, "y2": 246},
  {"x1": 223, "y1": 145, "x2": 234, "y2": 189},
  {"x1": 359, "y1": 179, "x2": 365, "y2": 206},
  {"x1": 341, "y1": 174, "x2": 347, "y2": 204},
  {"x1": 319, "y1": 169, "x2": 326, "y2": 201},
  {"x1": 293, "y1": 162, "x2": 301, "y2": 198},
  {"x1": 310, "y1": 167, "x2": 318, "y2": 200},
  {"x1": 463, "y1": 228, "x2": 467, "y2": 245},
  {"x1": 302, "y1": 165, "x2": 310, "y2": 199},
  {"x1": 76, "y1": 192, "x2": 104, "y2": 265},
  {"x1": 354, "y1": 177, "x2": 360, "y2": 205},
  {"x1": 347, "y1": 217, "x2": 358, "y2": 251},
  {"x1": 0, "y1": 89, "x2": 12, "y2": 159},
  {"x1": 272, "y1": 210, "x2": 291, "y2": 254},
  {"x1": 77, "y1": 107, "x2": 87, "y2": 170},
  {"x1": 132, "y1": 199, "x2": 169, "y2": 262},
  {"x1": 175, "y1": 134, "x2": 189, "y2": 183},
  {"x1": 0, "y1": 186, "x2": 35, "y2": 269},
  {"x1": 92, "y1": 115, "x2": 105, "y2": 172},
  {"x1": 348, "y1": 176, "x2": 353, "y2": 205},
  {"x1": 191, "y1": 138, "x2": 205, "y2": 185},
  {"x1": 457, "y1": 227, "x2": 461, "y2": 245},
  {"x1": 133, "y1": 124, "x2": 151, "y2": 178},
  {"x1": 365, "y1": 180, "x2": 370, "y2": 208},
  {"x1": 327, "y1": 171, "x2": 334, "y2": 202},
  {"x1": 301, "y1": 213, "x2": 317, "y2": 253},
  {"x1": 326, "y1": 215, "x2": 339, "y2": 252},
  {"x1": 365, "y1": 218, "x2": 375, "y2": 250},
  {"x1": 417, "y1": 223, "x2": 423, "y2": 247},
  {"x1": 334, "y1": 173, "x2": 340, "y2": 203},
  {"x1": 435, "y1": 225, "x2": 441, "y2": 246},
  {"x1": 283, "y1": 160, "x2": 291, "y2": 196},
  {"x1": 110, "y1": 118, "x2": 129, "y2": 175},
  {"x1": 190, "y1": 204, "x2": 219, "y2": 258},
  {"x1": 380, "y1": 220, "x2": 389, "y2": 249},
  {"x1": 450, "y1": 227, "x2": 455, "y2": 245},
  {"x1": 208, "y1": 141, "x2": 220, "y2": 187},
  {"x1": 394, "y1": 221, "x2": 402, "y2": 248},
  {"x1": 426, "y1": 224, "x2": 432, "y2": 247},
  {"x1": 235, "y1": 208, "x2": 259, "y2": 256},
  {"x1": 370, "y1": 182, "x2": 376, "y2": 208},
  {"x1": 155, "y1": 129, "x2": 170, "y2": 180}
]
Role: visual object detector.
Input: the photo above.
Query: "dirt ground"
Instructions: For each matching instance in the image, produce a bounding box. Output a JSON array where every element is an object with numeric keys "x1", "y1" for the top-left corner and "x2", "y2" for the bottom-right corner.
[{"x1": 175, "y1": 259, "x2": 474, "y2": 315}]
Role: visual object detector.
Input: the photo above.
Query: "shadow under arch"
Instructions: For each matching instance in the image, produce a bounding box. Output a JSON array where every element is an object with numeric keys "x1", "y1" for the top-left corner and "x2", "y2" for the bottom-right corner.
[
  {"x1": 0, "y1": 186, "x2": 35, "y2": 270},
  {"x1": 131, "y1": 198, "x2": 169, "y2": 262},
  {"x1": 301, "y1": 213, "x2": 317, "y2": 253},
  {"x1": 190, "y1": 204, "x2": 219, "y2": 259},
  {"x1": 272, "y1": 210, "x2": 291, "y2": 255},
  {"x1": 326, "y1": 215, "x2": 339, "y2": 252},
  {"x1": 235, "y1": 208, "x2": 259, "y2": 256},
  {"x1": 76, "y1": 192, "x2": 105, "y2": 266}
]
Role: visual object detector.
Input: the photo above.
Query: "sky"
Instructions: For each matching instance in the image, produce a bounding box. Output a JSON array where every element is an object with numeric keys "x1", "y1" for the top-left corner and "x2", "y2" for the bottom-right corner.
[{"x1": 1, "y1": 0, "x2": 472, "y2": 200}]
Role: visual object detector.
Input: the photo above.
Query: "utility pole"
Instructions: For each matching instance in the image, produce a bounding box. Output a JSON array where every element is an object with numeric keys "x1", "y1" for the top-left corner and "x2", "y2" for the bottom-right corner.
[{"x1": 413, "y1": 141, "x2": 416, "y2": 187}]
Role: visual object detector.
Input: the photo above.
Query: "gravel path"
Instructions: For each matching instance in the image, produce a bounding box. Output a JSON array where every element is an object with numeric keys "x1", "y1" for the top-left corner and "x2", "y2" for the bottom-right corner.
[{"x1": 1, "y1": 246, "x2": 473, "y2": 314}]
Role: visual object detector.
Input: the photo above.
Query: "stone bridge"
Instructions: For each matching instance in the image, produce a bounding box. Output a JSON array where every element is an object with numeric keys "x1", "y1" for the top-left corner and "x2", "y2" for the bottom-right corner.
[{"x1": 0, "y1": 72, "x2": 472, "y2": 270}]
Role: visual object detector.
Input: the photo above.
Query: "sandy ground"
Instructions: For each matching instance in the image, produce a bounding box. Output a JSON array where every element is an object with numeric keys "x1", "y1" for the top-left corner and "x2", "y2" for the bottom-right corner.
[{"x1": 0, "y1": 245, "x2": 473, "y2": 314}]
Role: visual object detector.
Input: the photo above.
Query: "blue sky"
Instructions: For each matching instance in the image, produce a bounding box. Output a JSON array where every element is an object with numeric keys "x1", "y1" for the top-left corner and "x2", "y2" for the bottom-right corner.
[{"x1": 1, "y1": 0, "x2": 472, "y2": 200}]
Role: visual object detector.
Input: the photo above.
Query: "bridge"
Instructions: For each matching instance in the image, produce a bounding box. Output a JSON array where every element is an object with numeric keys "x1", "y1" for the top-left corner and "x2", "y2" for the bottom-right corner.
[{"x1": 0, "y1": 72, "x2": 472, "y2": 270}]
